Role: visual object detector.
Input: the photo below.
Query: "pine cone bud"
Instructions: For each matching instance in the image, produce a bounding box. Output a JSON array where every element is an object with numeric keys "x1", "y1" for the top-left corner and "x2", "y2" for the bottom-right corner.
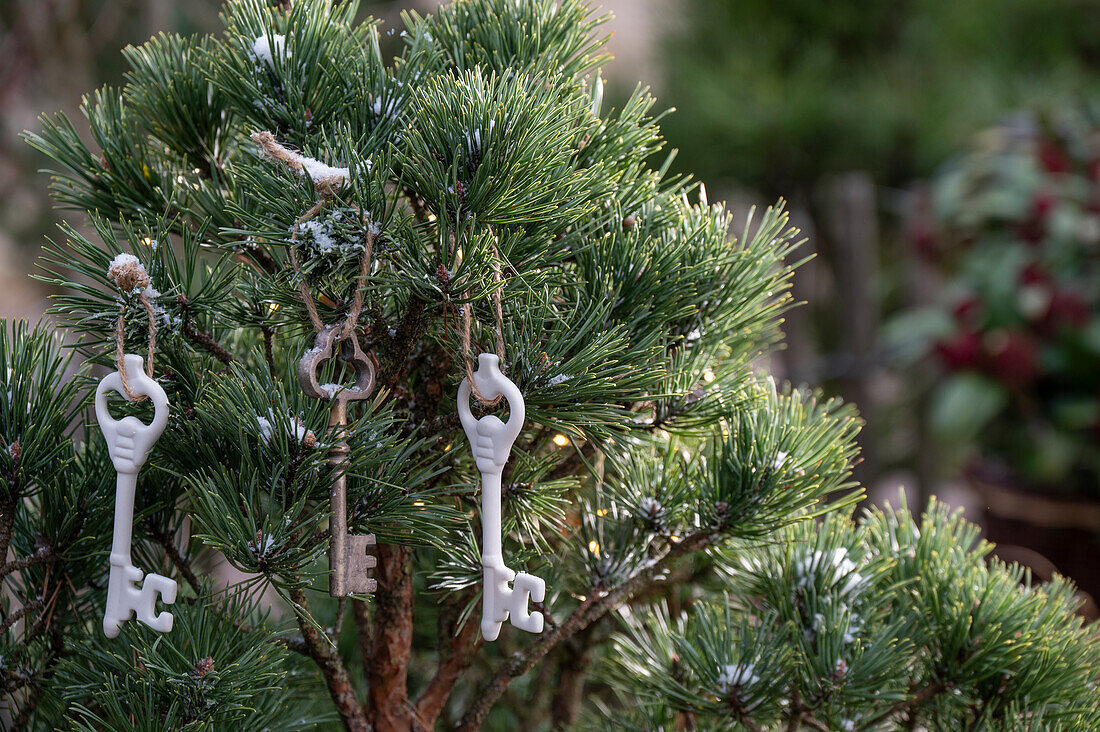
[{"x1": 191, "y1": 656, "x2": 215, "y2": 680}]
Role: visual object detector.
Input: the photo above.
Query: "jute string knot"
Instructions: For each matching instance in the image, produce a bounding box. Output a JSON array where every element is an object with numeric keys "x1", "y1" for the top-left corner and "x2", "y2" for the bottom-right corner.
[
  {"x1": 107, "y1": 254, "x2": 157, "y2": 401},
  {"x1": 251, "y1": 131, "x2": 372, "y2": 341},
  {"x1": 107, "y1": 255, "x2": 150, "y2": 293}
]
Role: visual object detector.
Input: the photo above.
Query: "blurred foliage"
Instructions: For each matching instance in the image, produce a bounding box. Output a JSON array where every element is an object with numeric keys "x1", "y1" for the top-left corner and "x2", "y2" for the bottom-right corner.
[
  {"x1": 662, "y1": 0, "x2": 1100, "y2": 193},
  {"x1": 893, "y1": 106, "x2": 1100, "y2": 494},
  {"x1": 0, "y1": 1, "x2": 222, "y2": 268}
]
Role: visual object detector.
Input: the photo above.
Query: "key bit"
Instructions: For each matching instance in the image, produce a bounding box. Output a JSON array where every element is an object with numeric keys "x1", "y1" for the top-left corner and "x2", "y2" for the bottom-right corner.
[{"x1": 299, "y1": 325, "x2": 379, "y2": 597}]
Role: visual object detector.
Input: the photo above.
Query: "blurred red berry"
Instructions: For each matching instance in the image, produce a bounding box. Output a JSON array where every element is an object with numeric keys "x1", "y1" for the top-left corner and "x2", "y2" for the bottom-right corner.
[
  {"x1": 935, "y1": 330, "x2": 983, "y2": 371},
  {"x1": 909, "y1": 223, "x2": 940, "y2": 259},
  {"x1": 906, "y1": 184, "x2": 940, "y2": 259},
  {"x1": 1094, "y1": 393, "x2": 1100, "y2": 446},
  {"x1": 1041, "y1": 290, "x2": 1091, "y2": 331},
  {"x1": 1018, "y1": 262, "x2": 1051, "y2": 286},
  {"x1": 952, "y1": 296, "x2": 982, "y2": 325},
  {"x1": 1089, "y1": 158, "x2": 1100, "y2": 183},
  {"x1": 985, "y1": 330, "x2": 1040, "y2": 387},
  {"x1": 1034, "y1": 193, "x2": 1057, "y2": 217},
  {"x1": 1016, "y1": 194, "x2": 1055, "y2": 244},
  {"x1": 1038, "y1": 138, "x2": 1071, "y2": 174}
]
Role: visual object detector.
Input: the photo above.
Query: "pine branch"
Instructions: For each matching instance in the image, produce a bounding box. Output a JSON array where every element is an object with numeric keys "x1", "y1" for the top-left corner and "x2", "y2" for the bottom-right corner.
[
  {"x1": 261, "y1": 323, "x2": 277, "y2": 379},
  {"x1": 0, "y1": 667, "x2": 36, "y2": 695},
  {"x1": 414, "y1": 591, "x2": 484, "y2": 727},
  {"x1": 9, "y1": 625, "x2": 62, "y2": 727},
  {"x1": 741, "y1": 717, "x2": 766, "y2": 732},
  {"x1": 456, "y1": 530, "x2": 719, "y2": 731},
  {"x1": 178, "y1": 295, "x2": 234, "y2": 364},
  {"x1": 149, "y1": 524, "x2": 202, "y2": 594},
  {"x1": 10, "y1": 675, "x2": 44, "y2": 729},
  {"x1": 234, "y1": 241, "x2": 279, "y2": 276},
  {"x1": 549, "y1": 627, "x2": 596, "y2": 729},
  {"x1": 0, "y1": 547, "x2": 55, "y2": 581},
  {"x1": 403, "y1": 186, "x2": 428, "y2": 223},
  {"x1": 0, "y1": 598, "x2": 45, "y2": 635},
  {"x1": 22, "y1": 580, "x2": 62, "y2": 643},
  {"x1": 803, "y1": 716, "x2": 832, "y2": 732},
  {"x1": 380, "y1": 296, "x2": 430, "y2": 390},
  {"x1": 333, "y1": 597, "x2": 347, "y2": 639},
  {"x1": 273, "y1": 634, "x2": 310, "y2": 656},
  {"x1": 0, "y1": 497, "x2": 16, "y2": 576},
  {"x1": 366, "y1": 544, "x2": 415, "y2": 731},
  {"x1": 287, "y1": 587, "x2": 369, "y2": 732},
  {"x1": 424, "y1": 411, "x2": 461, "y2": 434},
  {"x1": 786, "y1": 692, "x2": 804, "y2": 732},
  {"x1": 211, "y1": 605, "x2": 311, "y2": 657},
  {"x1": 865, "y1": 683, "x2": 942, "y2": 728}
]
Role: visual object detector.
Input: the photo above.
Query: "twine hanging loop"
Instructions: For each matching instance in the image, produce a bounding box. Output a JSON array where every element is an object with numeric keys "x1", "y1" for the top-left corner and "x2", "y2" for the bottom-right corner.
[
  {"x1": 107, "y1": 254, "x2": 158, "y2": 401},
  {"x1": 251, "y1": 131, "x2": 373, "y2": 340},
  {"x1": 460, "y1": 240, "x2": 507, "y2": 406}
]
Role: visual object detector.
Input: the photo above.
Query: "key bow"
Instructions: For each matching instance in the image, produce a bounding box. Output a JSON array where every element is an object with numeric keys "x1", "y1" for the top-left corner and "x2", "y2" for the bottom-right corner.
[
  {"x1": 457, "y1": 354, "x2": 525, "y2": 476},
  {"x1": 95, "y1": 354, "x2": 169, "y2": 474},
  {"x1": 298, "y1": 325, "x2": 377, "y2": 414}
]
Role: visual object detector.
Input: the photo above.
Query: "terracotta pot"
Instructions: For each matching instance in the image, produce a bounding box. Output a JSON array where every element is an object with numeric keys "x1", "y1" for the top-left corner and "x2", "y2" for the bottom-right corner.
[{"x1": 968, "y1": 466, "x2": 1100, "y2": 620}]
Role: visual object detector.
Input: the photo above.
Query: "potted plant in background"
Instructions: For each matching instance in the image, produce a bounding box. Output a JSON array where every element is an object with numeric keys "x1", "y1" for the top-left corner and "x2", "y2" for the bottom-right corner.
[{"x1": 907, "y1": 106, "x2": 1100, "y2": 605}]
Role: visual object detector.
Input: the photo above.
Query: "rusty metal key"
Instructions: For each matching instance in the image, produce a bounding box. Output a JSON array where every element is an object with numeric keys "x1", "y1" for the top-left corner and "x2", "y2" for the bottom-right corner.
[{"x1": 299, "y1": 325, "x2": 379, "y2": 596}]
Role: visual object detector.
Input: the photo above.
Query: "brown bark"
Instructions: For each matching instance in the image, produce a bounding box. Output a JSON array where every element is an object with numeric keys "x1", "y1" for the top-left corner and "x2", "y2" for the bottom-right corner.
[
  {"x1": 550, "y1": 630, "x2": 594, "y2": 730},
  {"x1": 823, "y1": 172, "x2": 881, "y2": 488},
  {"x1": 785, "y1": 691, "x2": 804, "y2": 732},
  {"x1": 150, "y1": 524, "x2": 201, "y2": 594},
  {"x1": 288, "y1": 587, "x2": 369, "y2": 732},
  {"x1": 0, "y1": 548, "x2": 53, "y2": 580},
  {"x1": 366, "y1": 543, "x2": 415, "y2": 731},
  {"x1": 0, "y1": 497, "x2": 16, "y2": 570},
  {"x1": 414, "y1": 594, "x2": 483, "y2": 728},
  {"x1": 382, "y1": 297, "x2": 428, "y2": 390},
  {"x1": 352, "y1": 597, "x2": 373, "y2": 671}
]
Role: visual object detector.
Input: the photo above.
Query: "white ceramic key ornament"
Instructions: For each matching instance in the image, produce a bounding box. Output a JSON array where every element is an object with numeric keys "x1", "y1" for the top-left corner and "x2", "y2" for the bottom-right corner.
[
  {"x1": 458, "y1": 353, "x2": 545, "y2": 641},
  {"x1": 95, "y1": 354, "x2": 176, "y2": 638}
]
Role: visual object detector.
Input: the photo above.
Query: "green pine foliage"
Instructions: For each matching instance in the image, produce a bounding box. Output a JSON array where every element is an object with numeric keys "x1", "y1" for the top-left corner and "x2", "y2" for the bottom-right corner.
[
  {"x1": 594, "y1": 501, "x2": 1100, "y2": 730},
  {"x1": 2, "y1": 0, "x2": 1096, "y2": 729}
]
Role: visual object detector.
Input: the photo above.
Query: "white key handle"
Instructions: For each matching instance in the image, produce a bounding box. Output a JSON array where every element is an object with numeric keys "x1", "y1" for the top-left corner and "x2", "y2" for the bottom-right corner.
[
  {"x1": 94, "y1": 354, "x2": 176, "y2": 638},
  {"x1": 458, "y1": 353, "x2": 545, "y2": 641}
]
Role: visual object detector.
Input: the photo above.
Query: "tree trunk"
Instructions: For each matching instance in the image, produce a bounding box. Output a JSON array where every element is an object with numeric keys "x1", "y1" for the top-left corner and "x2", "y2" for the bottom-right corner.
[
  {"x1": 366, "y1": 544, "x2": 415, "y2": 731},
  {"x1": 550, "y1": 633, "x2": 593, "y2": 729}
]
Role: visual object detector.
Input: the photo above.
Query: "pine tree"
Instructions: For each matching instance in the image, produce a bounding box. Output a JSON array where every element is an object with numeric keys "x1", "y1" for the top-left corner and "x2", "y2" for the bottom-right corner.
[{"x1": 4, "y1": 1, "x2": 1097, "y2": 729}]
